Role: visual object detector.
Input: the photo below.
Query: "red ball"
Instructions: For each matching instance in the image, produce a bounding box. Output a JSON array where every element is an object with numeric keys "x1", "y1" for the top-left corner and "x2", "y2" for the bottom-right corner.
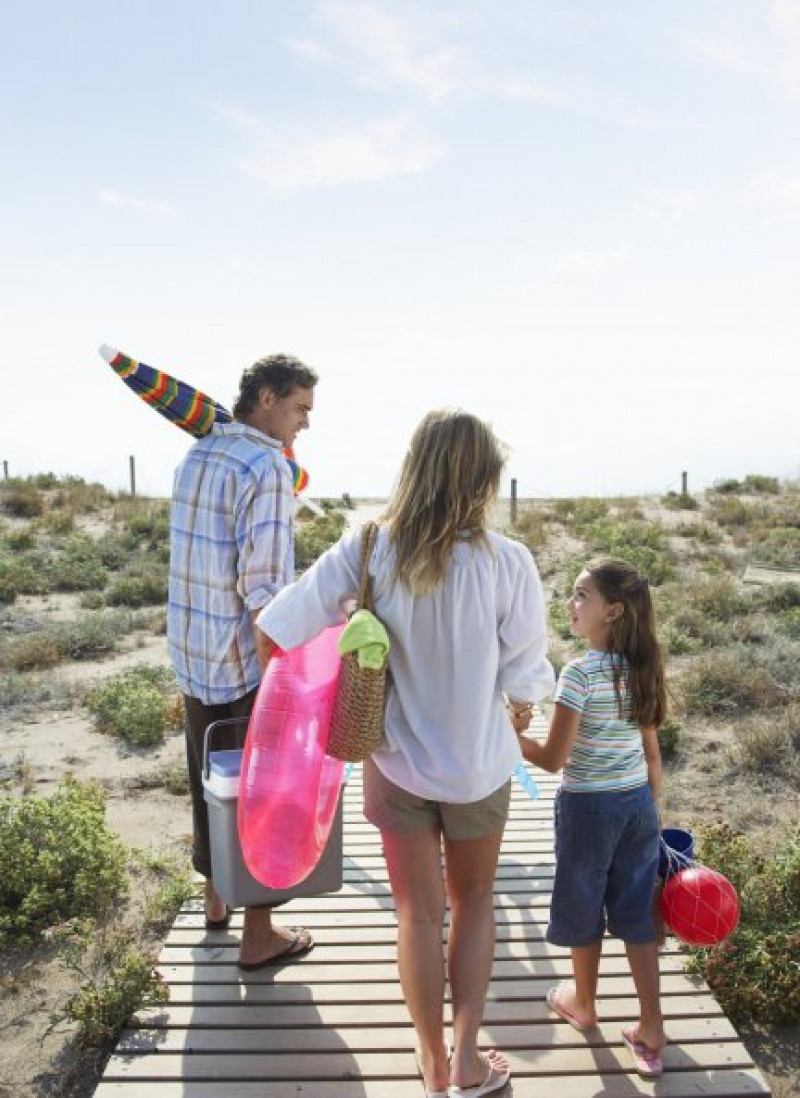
[{"x1": 660, "y1": 866, "x2": 740, "y2": 946}]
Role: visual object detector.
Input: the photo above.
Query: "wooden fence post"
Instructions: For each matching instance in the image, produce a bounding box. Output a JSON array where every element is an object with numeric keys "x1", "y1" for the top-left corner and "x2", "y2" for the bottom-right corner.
[{"x1": 129, "y1": 455, "x2": 136, "y2": 497}]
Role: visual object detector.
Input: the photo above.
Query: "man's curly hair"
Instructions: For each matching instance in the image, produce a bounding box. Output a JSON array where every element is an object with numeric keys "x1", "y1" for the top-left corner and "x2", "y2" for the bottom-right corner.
[{"x1": 232, "y1": 354, "x2": 318, "y2": 418}]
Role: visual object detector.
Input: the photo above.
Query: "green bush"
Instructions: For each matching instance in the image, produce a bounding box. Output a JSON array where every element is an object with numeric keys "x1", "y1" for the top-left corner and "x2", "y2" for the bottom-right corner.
[
  {"x1": 549, "y1": 599, "x2": 573, "y2": 641},
  {"x1": 743, "y1": 474, "x2": 781, "y2": 494},
  {"x1": 662, "y1": 491, "x2": 699, "y2": 511},
  {"x1": 80, "y1": 590, "x2": 106, "y2": 610},
  {"x1": 119, "y1": 505, "x2": 170, "y2": 549},
  {"x1": 55, "y1": 924, "x2": 169, "y2": 1048},
  {"x1": 105, "y1": 569, "x2": 167, "y2": 608},
  {"x1": 0, "y1": 556, "x2": 19, "y2": 604},
  {"x1": 43, "y1": 509, "x2": 75, "y2": 535},
  {"x1": 584, "y1": 519, "x2": 674, "y2": 585},
  {"x1": 87, "y1": 677, "x2": 166, "y2": 746},
  {"x1": 295, "y1": 511, "x2": 347, "y2": 569},
  {"x1": 686, "y1": 823, "x2": 800, "y2": 1024},
  {"x1": 712, "y1": 478, "x2": 742, "y2": 494},
  {"x1": 776, "y1": 607, "x2": 800, "y2": 639},
  {"x1": 85, "y1": 665, "x2": 177, "y2": 746},
  {"x1": 3, "y1": 529, "x2": 35, "y2": 551},
  {"x1": 52, "y1": 535, "x2": 108, "y2": 592},
  {"x1": 673, "y1": 522, "x2": 722, "y2": 544},
  {"x1": 552, "y1": 497, "x2": 609, "y2": 531},
  {"x1": 0, "y1": 779, "x2": 128, "y2": 946},
  {"x1": 657, "y1": 716, "x2": 681, "y2": 760},
  {"x1": 95, "y1": 531, "x2": 133, "y2": 570}
]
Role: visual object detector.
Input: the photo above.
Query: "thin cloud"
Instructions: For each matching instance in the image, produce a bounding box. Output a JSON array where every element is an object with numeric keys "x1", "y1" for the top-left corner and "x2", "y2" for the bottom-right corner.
[
  {"x1": 99, "y1": 189, "x2": 176, "y2": 218},
  {"x1": 290, "y1": 0, "x2": 465, "y2": 101},
  {"x1": 687, "y1": 37, "x2": 763, "y2": 76},
  {"x1": 498, "y1": 70, "x2": 680, "y2": 130},
  {"x1": 216, "y1": 104, "x2": 441, "y2": 192},
  {"x1": 634, "y1": 187, "x2": 700, "y2": 227},
  {"x1": 743, "y1": 172, "x2": 800, "y2": 224},
  {"x1": 771, "y1": 0, "x2": 800, "y2": 101},
  {"x1": 688, "y1": 5, "x2": 800, "y2": 103},
  {"x1": 555, "y1": 247, "x2": 631, "y2": 276}
]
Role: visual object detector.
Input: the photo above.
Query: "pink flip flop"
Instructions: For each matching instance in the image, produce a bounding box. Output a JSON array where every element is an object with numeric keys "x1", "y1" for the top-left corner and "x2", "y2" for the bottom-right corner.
[
  {"x1": 622, "y1": 1030, "x2": 664, "y2": 1079},
  {"x1": 546, "y1": 986, "x2": 594, "y2": 1032}
]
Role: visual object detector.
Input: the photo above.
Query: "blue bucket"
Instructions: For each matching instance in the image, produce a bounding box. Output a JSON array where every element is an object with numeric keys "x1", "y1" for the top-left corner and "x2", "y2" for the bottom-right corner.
[{"x1": 658, "y1": 827, "x2": 694, "y2": 880}]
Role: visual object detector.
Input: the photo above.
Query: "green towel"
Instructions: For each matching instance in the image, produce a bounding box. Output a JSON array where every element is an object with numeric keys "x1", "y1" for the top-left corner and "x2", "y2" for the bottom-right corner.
[{"x1": 338, "y1": 609, "x2": 390, "y2": 670}]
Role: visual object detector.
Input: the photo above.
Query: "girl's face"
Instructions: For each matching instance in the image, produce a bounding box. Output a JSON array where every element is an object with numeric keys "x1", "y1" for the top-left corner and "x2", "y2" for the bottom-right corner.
[{"x1": 567, "y1": 570, "x2": 623, "y2": 648}]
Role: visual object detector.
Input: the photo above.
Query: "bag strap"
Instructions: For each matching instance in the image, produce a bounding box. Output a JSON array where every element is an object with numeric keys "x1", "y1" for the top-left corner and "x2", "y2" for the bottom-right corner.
[{"x1": 356, "y1": 522, "x2": 379, "y2": 612}]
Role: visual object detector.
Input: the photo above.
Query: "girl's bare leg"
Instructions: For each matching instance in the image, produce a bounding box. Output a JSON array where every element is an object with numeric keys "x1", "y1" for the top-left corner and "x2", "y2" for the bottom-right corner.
[{"x1": 625, "y1": 941, "x2": 666, "y2": 1051}]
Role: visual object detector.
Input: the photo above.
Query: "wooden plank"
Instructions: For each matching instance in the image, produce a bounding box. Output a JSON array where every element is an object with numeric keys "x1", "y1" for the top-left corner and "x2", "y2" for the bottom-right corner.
[
  {"x1": 103, "y1": 1042, "x2": 756, "y2": 1081},
  {"x1": 160, "y1": 935, "x2": 688, "y2": 958},
  {"x1": 95, "y1": 1069, "x2": 769, "y2": 1098},
  {"x1": 116, "y1": 1016, "x2": 741, "y2": 1054},
  {"x1": 132, "y1": 993, "x2": 728, "y2": 1030},
  {"x1": 154, "y1": 972, "x2": 709, "y2": 1004},
  {"x1": 156, "y1": 956, "x2": 689, "y2": 982}
]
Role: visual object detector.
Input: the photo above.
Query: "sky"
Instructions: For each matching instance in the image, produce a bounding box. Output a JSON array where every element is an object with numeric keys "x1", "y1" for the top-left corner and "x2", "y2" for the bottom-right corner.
[{"x1": 1, "y1": 0, "x2": 799, "y2": 501}]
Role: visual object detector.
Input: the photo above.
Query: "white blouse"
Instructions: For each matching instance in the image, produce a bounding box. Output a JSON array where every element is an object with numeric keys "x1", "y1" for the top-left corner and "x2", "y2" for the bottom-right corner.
[{"x1": 256, "y1": 525, "x2": 554, "y2": 803}]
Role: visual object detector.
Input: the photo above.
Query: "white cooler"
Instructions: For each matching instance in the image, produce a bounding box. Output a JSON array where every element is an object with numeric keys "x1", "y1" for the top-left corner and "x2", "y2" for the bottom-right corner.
[{"x1": 202, "y1": 718, "x2": 344, "y2": 908}]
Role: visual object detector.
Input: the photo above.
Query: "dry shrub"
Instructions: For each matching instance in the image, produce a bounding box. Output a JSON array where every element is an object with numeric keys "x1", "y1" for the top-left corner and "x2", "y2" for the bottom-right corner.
[
  {"x1": 8, "y1": 633, "x2": 63, "y2": 672},
  {"x1": 730, "y1": 705, "x2": 800, "y2": 777},
  {"x1": 678, "y1": 649, "x2": 785, "y2": 715},
  {"x1": 512, "y1": 506, "x2": 550, "y2": 550}
]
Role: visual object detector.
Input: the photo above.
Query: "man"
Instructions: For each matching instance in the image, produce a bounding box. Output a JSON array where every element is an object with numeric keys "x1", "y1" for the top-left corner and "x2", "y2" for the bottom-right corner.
[{"x1": 168, "y1": 353, "x2": 317, "y2": 969}]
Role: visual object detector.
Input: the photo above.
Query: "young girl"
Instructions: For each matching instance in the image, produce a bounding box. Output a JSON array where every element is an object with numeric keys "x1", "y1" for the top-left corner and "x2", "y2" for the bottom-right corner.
[
  {"x1": 257, "y1": 411, "x2": 554, "y2": 1097},
  {"x1": 513, "y1": 558, "x2": 667, "y2": 1079}
]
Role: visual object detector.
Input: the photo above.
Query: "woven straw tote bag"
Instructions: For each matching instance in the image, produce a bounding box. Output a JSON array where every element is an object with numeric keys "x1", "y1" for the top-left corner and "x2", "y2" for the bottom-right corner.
[{"x1": 326, "y1": 522, "x2": 387, "y2": 762}]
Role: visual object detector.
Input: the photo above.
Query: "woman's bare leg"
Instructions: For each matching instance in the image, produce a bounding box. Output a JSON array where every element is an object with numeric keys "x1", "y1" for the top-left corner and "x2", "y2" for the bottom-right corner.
[
  {"x1": 444, "y1": 829, "x2": 510, "y2": 1090},
  {"x1": 381, "y1": 827, "x2": 450, "y2": 1094}
]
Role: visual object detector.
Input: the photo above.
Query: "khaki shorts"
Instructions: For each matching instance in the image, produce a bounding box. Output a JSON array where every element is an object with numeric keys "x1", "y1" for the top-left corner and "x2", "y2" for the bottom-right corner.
[{"x1": 363, "y1": 757, "x2": 511, "y2": 841}]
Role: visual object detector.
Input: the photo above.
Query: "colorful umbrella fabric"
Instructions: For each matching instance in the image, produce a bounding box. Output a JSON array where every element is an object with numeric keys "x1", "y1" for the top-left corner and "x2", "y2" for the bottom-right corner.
[{"x1": 98, "y1": 344, "x2": 309, "y2": 493}]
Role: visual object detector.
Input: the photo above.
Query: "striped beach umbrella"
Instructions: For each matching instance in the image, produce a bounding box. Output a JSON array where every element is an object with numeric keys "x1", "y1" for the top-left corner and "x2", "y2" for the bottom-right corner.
[{"x1": 99, "y1": 344, "x2": 309, "y2": 493}]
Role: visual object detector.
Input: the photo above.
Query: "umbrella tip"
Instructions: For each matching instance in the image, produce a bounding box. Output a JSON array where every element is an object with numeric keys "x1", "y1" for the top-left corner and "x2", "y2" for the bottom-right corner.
[{"x1": 98, "y1": 343, "x2": 118, "y2": 363}]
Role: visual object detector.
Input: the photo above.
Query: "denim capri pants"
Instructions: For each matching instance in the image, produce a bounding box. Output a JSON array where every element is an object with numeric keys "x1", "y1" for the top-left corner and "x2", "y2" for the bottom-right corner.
[{"x1": 546, "y1": 784, "x2": 659, "y2": 947}]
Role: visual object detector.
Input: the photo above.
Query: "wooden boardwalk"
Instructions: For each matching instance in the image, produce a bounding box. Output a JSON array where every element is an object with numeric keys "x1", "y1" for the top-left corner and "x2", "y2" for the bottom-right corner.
[{"x1": 95, "y1": 730, "x2": 769, "y2": 1098}]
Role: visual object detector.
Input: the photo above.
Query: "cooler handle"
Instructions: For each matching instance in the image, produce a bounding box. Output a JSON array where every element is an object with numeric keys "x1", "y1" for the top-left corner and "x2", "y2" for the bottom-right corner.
[{"x1": 202, "y1": 717, "x2": 250, "y2": 781}]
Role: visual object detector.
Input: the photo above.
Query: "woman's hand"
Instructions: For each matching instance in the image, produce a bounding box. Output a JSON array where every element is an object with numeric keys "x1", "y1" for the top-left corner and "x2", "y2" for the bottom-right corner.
[{"x1": 506, "y1": 700, "x2": 533, "y2": 734}]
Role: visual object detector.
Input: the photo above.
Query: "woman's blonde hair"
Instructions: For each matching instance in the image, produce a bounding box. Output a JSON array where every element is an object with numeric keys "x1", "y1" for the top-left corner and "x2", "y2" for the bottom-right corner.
[{"x1": 382, "y1": 410, "x2": 508, "y2": 594}]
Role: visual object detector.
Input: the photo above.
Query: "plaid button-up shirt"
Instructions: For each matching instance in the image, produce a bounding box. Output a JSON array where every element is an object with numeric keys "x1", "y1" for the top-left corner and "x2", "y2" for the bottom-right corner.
[{"x1": 167, "y1": 422, "x2": 294, "y2": 704}]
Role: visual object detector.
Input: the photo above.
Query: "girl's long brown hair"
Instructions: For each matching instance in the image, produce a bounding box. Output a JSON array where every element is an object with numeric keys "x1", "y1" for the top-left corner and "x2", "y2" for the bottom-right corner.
[
  {"x1": 587, "y1": 558, "x2": 667, "y2": 729},
  {"x1": 382, "y1": 410, "x2": 508, "y2": 594}
]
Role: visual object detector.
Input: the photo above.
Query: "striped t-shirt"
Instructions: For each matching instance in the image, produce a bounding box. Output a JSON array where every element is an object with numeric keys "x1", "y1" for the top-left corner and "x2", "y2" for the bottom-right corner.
[{"x1": 555, "y1": 650, "x2": 647, "y2": 792}]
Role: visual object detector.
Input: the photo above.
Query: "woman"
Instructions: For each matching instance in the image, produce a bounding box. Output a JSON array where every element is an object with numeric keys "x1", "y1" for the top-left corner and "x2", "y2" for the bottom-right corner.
[{"x1": 256, "y1": 410, "x2": 554, "y2": 1098}]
